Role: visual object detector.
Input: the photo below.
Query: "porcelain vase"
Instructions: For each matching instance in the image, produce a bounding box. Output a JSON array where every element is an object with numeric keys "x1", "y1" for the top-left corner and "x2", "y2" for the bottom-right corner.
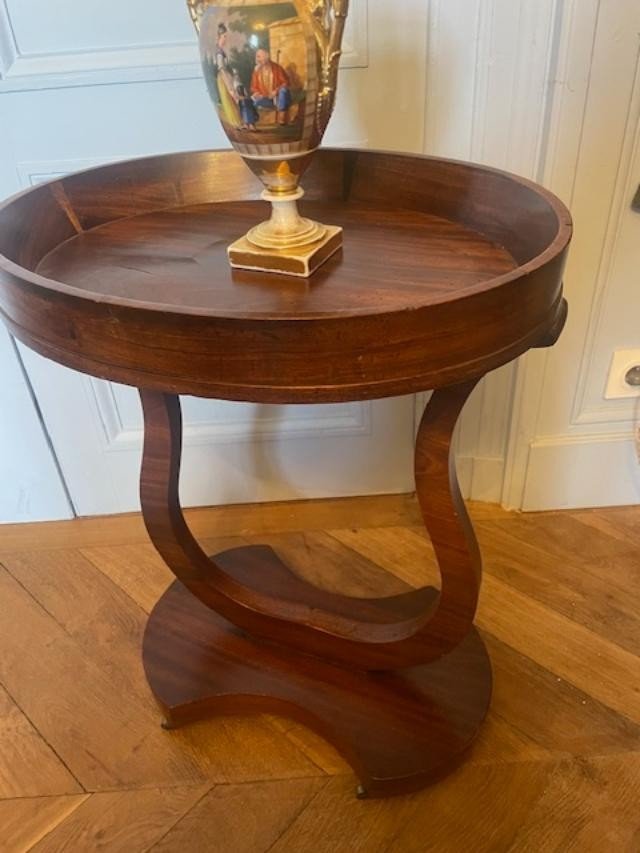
[{"x1": 187, "y1": 0, "x2": 349, "y2": 276}]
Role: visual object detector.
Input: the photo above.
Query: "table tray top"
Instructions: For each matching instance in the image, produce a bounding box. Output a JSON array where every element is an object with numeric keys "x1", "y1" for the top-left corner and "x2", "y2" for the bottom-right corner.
[
  {"x1": 35, "y1": 201, "x2": 516, "y2": 320},
  {"x1": 0, "y1": 148, "x2": 571, "y2": 403}
]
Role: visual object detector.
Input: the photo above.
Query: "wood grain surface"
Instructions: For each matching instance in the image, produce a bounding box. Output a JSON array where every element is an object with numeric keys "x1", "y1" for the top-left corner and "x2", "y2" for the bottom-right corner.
[
  {"x1": 0, "y1": 148, "x2": 584, "y2": 841},
  {"x1": 0, "y1": 496, "x2": 638, "y2": 851},
  {"x1": 137, "y1": 384, "x2": 483, "y2": 671},
  {"x1": 0, "y1": 149, "x2": 571, "y2": 402},
  {"x1": 137, "y1": 383, "x2": 493, "y2": 796},
  {"x1": 34, "y1": 203, "x2": 517, "y2": 314},
  {"x1": 143, "y1": 580, "x2": 492, "y2": 798}
]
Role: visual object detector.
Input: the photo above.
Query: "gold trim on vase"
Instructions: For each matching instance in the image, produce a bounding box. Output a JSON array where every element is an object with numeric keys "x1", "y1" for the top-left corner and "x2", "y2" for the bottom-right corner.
[{"x1": 187, "y1": 0, "x2": 349, "y2": 275}]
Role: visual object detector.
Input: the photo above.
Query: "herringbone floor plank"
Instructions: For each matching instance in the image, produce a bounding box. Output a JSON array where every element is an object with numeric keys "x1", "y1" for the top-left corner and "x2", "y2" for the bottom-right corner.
[{"x1": 0, "y1": 497, "x2": 638, "y2": 852}]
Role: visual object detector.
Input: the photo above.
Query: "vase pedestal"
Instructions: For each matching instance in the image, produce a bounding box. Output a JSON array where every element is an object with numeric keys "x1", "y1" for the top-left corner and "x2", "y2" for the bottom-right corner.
[
  {"x1": 228, "y1": 225, "x2": 343, "y2": 276},
  {"x1": 228, "y1": 188, "x2": 343, "y2": 276}
]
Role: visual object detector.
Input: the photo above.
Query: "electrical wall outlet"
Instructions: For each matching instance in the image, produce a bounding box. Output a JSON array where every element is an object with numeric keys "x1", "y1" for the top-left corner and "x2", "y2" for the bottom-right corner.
[{"x1": 605, "y1": 349, "x2": 640, "y2": 399}]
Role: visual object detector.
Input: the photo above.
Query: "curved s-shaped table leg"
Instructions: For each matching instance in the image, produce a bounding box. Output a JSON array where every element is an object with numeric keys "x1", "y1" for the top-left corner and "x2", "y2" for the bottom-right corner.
[
  {"x1": 140, "y1": 383, "x2": 492, "y2": 797},
  {"x1": 139, "y1": 381, "x2": 483, "y2": 670}
]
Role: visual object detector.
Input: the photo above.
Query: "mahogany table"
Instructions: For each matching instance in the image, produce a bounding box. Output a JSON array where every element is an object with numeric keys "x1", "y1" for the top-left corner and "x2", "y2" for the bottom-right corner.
[{"x1": 0, "y1": 149, "x2": 571, "y2": 798}]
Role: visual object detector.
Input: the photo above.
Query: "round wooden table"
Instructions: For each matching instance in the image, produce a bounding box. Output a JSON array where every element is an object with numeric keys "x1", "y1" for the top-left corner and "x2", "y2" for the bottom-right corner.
[{"x1": 0, "y1": 149, "x2": 571, "y2": 798}]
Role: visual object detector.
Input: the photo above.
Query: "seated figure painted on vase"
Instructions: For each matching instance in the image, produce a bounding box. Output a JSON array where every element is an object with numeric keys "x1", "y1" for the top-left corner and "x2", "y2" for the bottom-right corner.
[
  {"x1": 251, "y1": 48, "x2": 292, "y2": 126},
  {"x1": 199, "y1": 2, "x2": 309, "y2": 144}
]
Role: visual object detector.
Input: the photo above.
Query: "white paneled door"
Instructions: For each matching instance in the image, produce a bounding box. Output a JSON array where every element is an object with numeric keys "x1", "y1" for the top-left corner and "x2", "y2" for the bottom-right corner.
[
  {"x1": 0, "y1": 0, "x2": 427, "y2": 515},
  {"x1": 503, "y1": 0, "x2": 640, "y2": 509},
  {"x1": 10, "y1": 0, "x2": 630, "y2": 516}
]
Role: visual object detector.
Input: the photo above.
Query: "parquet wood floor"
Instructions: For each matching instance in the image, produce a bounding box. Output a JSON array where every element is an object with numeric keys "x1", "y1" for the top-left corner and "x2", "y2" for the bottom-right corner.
[{"x1": 0, "y1": 496, "x2": 638, "y2": 852}]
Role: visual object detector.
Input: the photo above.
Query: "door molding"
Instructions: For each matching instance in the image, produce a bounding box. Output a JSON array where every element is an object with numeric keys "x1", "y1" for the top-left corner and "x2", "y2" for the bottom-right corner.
[
  {"x1": 0, "y1": 0, "x2": 368, "y2": 92},
  {"x1": 91, "y1": 382, "x2": 372, "y2": 453},
  {"x1": 423, "y1": 0, "x2": 563, "y2": 503},
  {"x1": 503, "y1": 0, "x2": 640, "y2": 509}
]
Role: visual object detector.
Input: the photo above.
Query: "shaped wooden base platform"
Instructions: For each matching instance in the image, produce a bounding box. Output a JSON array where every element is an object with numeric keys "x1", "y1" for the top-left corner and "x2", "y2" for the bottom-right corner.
[{"x1": 143, "y1": 571, "x2": 493, "y2": 799}]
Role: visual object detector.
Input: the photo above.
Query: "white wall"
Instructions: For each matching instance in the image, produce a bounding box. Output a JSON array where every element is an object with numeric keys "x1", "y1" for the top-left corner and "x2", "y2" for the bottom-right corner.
[
  {"x1": 0, "y1": 0, "x2": 423, "y2": 521},
  {"x1": 0, "y1": 328, "x2": 73, "y2": 521},
  {"x1": 422, "y1": 0, "x2": 561, "y2": 501},
  {"x1": 423, "y1": 0, "x2": 640, "y2": 509},
  {"x1": 0, "y1": 114, "x2": 72, "y2": 522},
  {"x1": 1, "y1": 0, "x2": 638, "y2": 519},
  {"x1": 504, "y1": 0, "x2": 640, "y2": 509}
]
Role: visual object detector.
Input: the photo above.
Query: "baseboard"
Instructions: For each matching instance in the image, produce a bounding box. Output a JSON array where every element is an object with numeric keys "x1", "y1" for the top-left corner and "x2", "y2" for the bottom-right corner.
[
  {"x1": 522, "y1": 432, "x2": 640, "y2": 510},
  {"x1": 456, "y1": 455, "x2": 505, "y2": 503}
]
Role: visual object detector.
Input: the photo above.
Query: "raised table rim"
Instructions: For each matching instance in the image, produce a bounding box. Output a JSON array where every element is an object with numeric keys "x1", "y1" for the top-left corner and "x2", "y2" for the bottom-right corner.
[{"x1": 0, "y1": 147, "x2": 572, "y2": 322}]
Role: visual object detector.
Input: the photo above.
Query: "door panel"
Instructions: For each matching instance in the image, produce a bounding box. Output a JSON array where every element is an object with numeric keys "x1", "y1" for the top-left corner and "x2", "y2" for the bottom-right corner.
[
  {"x1": 0, "y1": 115, "x2": 71, "y2": 522},
  {"x1": 19, "y1": 342, "x2": 414, "y2": 515},
  {"x1": 503, "y1": 0, "x2": 640, "y2": 509},
  {"x1": 1, "y1": 0, "x2": 423, "y2": 515}
]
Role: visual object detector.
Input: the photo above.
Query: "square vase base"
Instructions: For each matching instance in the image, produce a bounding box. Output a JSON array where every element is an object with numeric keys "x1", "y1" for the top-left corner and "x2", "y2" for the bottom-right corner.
[{"x1": 228, "y1": 225, "x2": 343, "y2": 277}]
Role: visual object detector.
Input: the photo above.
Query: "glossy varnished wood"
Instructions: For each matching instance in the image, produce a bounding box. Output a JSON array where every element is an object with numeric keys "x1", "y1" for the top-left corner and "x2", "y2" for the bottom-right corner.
[
  {"x1": 139, "y1": 384, "x2": 481, "y2": 671},
  {"x1": 137, "y1": 380, "x2": 496, "y2": 792},
  {"x1": 0, "y1": 149, "x2": 571, "y2": 403},
  {"x1": 0, "y1": 149, "x2": 571, "y2": 799},
  {"x1": 0, "y1": 500, "x2": 639, "y2": 849},
  {"x1": 143, "y1": 580, "x2": 492, "y2": 799},
  {"x1": 35, "y1": 204, "x2": 517, "y2": 313}
]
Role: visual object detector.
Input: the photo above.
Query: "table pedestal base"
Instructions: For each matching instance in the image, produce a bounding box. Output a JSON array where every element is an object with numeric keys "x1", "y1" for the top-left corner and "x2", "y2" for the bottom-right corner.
[{"x1": 143, "y1": 578, "x2": 493, "y2": 799}]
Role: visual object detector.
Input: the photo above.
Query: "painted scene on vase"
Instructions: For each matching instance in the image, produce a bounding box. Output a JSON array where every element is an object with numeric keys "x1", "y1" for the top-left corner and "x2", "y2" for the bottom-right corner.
[{"x1": 199, "y1": 2, "x2": 311, "y2": 144}]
